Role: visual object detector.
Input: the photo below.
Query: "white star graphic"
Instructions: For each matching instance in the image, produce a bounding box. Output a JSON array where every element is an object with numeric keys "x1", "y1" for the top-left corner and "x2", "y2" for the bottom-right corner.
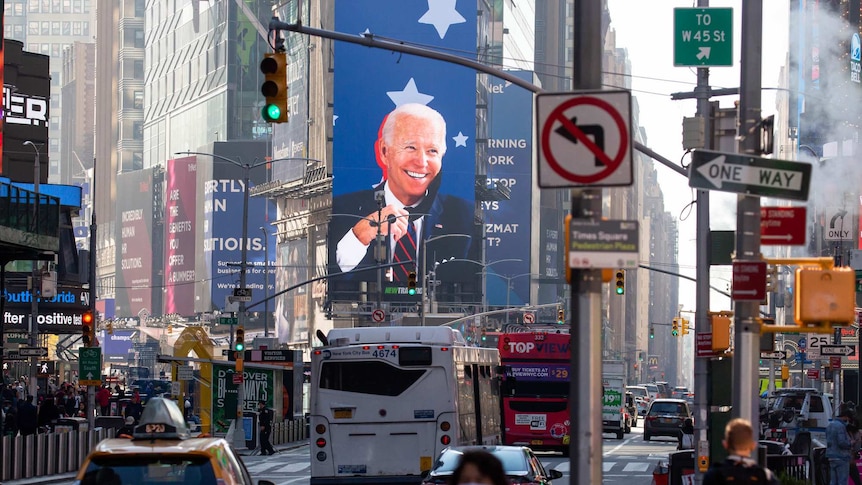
[
  {"x1": 333, "y1": 114, "x2": 338, "y2": 126},
  {"x1": 386, "y1": 78, "x2": 434, "y2": 106},
  {"x1": 418, "y1": 0, "x2": 466, "y2": 39},
  {"x1": 452, "y1": 131, "x2": 469, "y2": 147}
]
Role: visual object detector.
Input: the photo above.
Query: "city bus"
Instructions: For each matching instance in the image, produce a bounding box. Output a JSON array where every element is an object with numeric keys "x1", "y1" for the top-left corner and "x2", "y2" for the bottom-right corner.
[
  {"x1": 309, "y1": 326, "x2": 501, "y2": 485},
  {"x1": 498, "y1": 330, "x2": 571, "y2": 455}
]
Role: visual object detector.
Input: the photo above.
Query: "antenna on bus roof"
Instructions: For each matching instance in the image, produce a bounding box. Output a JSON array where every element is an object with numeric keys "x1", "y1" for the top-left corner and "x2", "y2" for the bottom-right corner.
[{"x1": 316, "y1": 329, "x2": 329, "y2": 346}]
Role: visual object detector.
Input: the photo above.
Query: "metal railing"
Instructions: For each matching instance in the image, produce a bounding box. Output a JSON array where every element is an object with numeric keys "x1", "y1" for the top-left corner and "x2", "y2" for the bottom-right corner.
[
  {"x1": 271, "y1": 418, "x2": 308, "y2": 445},
  {"x1": 0, "y1": 427, "x2": 115, "y2": 482},
  {"x1": 765, "y1": 453, "x2": 811, "y2": 483},
  {"x1": 0, "y1": 180, "x2": 61, "y2": 253}
]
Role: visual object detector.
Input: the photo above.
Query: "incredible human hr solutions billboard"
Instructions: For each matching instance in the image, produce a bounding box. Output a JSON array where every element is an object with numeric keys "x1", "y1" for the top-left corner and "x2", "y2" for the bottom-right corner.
[
  {"x1": 164, "y1": 157, "x2": 198, "y2": 316},
  {"x1": 329, "y1": 0, "x2": 479, "y2": 300},
  {"x1": 115, "y1": 169, "x2": 154, "y2": 318},
  {"x1": 484, "y1": 71, "x2": 534, "y2": 307}
]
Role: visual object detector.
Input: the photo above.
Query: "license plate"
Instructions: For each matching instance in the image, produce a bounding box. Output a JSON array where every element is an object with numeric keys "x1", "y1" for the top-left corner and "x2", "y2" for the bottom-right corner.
[
  {"x1": 531, "y1": 439, "x2": 544, "y2": 445},
  {"x1": 661, "y1": 418, "x2": 673, "y2": 423},
  {"x1": 333, "y1": 409, "x2": 353, "y2": 419}
]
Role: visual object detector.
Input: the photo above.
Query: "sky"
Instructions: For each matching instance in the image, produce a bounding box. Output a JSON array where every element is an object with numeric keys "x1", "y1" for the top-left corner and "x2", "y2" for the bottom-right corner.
[{"x1": 606, "y1": 0, "x2": 790, "y2": 314}]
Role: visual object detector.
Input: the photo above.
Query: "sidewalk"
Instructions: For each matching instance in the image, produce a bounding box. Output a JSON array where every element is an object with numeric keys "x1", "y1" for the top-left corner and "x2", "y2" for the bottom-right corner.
[{"x1": 0, "y1": 440, "x2": 309, "y2": 485}]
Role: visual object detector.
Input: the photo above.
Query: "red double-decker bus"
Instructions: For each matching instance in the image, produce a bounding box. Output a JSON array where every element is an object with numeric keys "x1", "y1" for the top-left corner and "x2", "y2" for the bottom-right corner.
[{"x1": 497, "y1": 330, "x2": 571, "y2": 455}]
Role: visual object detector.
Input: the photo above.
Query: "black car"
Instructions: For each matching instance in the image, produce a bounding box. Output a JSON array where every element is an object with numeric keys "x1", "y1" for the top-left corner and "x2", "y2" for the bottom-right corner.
[
  {"x1": 644, "y1": 398, "x2": 692, "y2": 441},
  {"x1": 421, "y1": 445, "x2": 564, "y2": 484}
]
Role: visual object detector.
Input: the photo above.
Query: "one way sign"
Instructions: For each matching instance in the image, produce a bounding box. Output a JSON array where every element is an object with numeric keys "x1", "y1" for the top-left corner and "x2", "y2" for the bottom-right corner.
[
  {"x1": 820, "y1": 344, "x2": 856, "y2": 357},
  {"x1": 688, "y1": 150, "x2": 812, "y2": 201}
]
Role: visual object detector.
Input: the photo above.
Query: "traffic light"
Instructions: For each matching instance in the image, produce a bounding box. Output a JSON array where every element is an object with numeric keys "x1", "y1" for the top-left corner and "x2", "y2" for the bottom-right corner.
[
  {"x1": 234, "y1": 327, "x2": 245, "y2": 352},
  {"x1": 82, "y1": 311, "x2": 94, "y2": 346},
  {"x1": 407, "y1": 271, "x2": 417, "y2": 296},
  {"x1": 649, "y1": 325, "x2": 655, "y2": 339},
  {"x1": 614, "y1": 270, "x2": 625, "y2": 295},
  {"x1": 557, "y1": 308, "x2": 565, "y2": 325},
  {"x1": 260, "y1": 52, "x2": 288, "y2": 123},
  {"x1": 671, "y1": 317, "x2": 680, "y2": 337},
  {"x1": 681, "y1": 318, "x2": 690, "y2": 336}
]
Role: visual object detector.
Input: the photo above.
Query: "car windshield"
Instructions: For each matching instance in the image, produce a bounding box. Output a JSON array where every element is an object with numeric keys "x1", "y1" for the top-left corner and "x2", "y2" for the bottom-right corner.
[
  {"x1": 434, "y1": 449, "x2": 529, "y2": 475},
  {"x1": 80, "y1": 455, "x2": 216, "y2": 484},
  {"x1": 628, "y1": 387, "x2": 647, "y2": 398},
  {"x1": 650, "y1": 402, "x2": 686, "y2": 415}
]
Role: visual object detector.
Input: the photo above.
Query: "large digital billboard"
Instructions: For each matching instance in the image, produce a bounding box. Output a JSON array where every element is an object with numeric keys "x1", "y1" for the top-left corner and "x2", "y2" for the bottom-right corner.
[
  {"x1": 328, "y1": 0, "x2": 479, "y2": 301},
  {"x1": 484, "y1": 71, "x2": 533, "y2": 307},
  {"x1": 275, "y1": 238, "x2": 307, "y2": 345},
  {"x1": 102, "y1": 329, "x2": 136, "y2": 363},
  {"x1": 115, "y1": 169, "x2": 154, "y2": 317},
  {"x1": 201, "y1": 142, "x2": 276, "y2": 317},
  {"x1": 1, "y1": 41, "x2": 49, "y2": 183},
  {"x1": 164, "y1": 156, "x2": 198, "y2": 316}
]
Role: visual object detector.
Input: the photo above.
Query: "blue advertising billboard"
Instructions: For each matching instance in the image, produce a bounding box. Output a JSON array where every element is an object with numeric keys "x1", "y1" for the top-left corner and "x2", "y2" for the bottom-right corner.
[
  {"x1": 102, "y1": 329, "x2": 135, "y2": 363},
  {"x1": 328, "y1": 0, "x2": 479, "y2": 299},
  {"x1": 484, "y1": 71, "x2": 534, "y2": 306},
  {"x1": 202, "y1": 142, "x2": 277, "y2": 317}
]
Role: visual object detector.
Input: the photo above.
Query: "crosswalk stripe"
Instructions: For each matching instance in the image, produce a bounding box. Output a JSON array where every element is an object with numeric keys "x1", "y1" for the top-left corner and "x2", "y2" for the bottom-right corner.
[
  {"x1": 603, "y1": 461, "x2": 616, "y2": 472},
  {"x1": 622, "y1": 462, "x2": 651, "y2": 472}
]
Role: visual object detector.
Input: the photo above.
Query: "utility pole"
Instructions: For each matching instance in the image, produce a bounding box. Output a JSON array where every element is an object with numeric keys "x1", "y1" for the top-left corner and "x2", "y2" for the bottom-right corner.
[
  {"x1": 24, "y1": 141, "x2": 41, "y2": 400},
  {"x1": 733, "y1": 0, "x2": 763, "y2": 438},
  {"x1": 570, "y1": 1, "x2": 603, "y2": 483},
  {"x1": 261, "y1": 227, "x2": 270, "y2": 337},
  {"x1": 88, "y1": 158, "x2": 97, "y2": 430}
]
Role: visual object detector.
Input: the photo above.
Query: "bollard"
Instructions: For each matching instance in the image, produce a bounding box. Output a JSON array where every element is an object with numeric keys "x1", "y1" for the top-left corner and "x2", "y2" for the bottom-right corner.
[
  {"x1": 46, "y1": 433, "x2": 58, "y2": 475},
  {"x1": 17, "y1": 435, "x2": 29, "y2": 480},
  {"x1": 35, "y1": 433, "x2": 46, "y2": 476},
  {"x1": 78, "y1": 430, "x2": 87, "y2": 467},
  {"x1": 58, "y1": 431, "x2": 68, "y2": 474},
  {"x1": 1, "y1": 435, "x2": 11, "y2": 481}
]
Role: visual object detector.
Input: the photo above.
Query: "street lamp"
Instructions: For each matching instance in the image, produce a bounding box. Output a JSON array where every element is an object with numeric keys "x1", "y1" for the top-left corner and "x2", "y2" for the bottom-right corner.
[
  {"x1": 420, "y1": 234, "x2": 472, "y2": 326},
  {"x1": 442, "y1": 258, "x2": 523, "y2": 315},
  {"x1": 260, "y1": 226, "x2": 270, "y2": 337},
  {"x1": 23, "y1": 140, "x2": 41, "y2": 399},
  {"x1": 492, "y1": 272, "x2": 536, "y2": 324}
]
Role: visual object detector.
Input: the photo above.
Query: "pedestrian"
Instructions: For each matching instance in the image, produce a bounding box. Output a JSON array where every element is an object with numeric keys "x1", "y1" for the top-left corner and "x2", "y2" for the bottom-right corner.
[
  {"x1": 117, "y1": 416, "x2": 135, "y2": 438},
  {"x1": 678, "y1": 417, "x2": 695, "y2": 450},
  {"x1": 96, "y1": 385, "x2": 111, "y2": 416},
  {"x1": 37, "y1": 395, "x2": 60, "y2": 432},
  {"x1": 2, "y1": 399, "x2": 18, "y2": 437},
  {"x1": 17, "y1": 395, "x2": 37, "y2": 436},
  {"x1": 849, "y1": 414, "x2": 862, "y2": 485},
  {"x1": 827, "y1": 406, "x2": 856, "y2": 485},
  {"x1": 257, "y1": 400, "x2": 276, "y2": 455},
  {"x1": 703, "y1": 418, "x2": 780, "y2": 485},
  {"x1": 450, "y1": 450, "x2": 509, "y2": 485},
  {"x1": 125, "y1": 391, "x2": 143, "y2": 423},
  {"x1": 184, "y1": 396, "x2": 192, "y2": 420}
]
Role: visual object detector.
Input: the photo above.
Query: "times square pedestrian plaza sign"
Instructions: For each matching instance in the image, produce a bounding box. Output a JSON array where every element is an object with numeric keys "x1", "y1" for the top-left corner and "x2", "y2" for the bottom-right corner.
[{"x1": 2, "y1": 284, "x2": 89, "y2": 334}]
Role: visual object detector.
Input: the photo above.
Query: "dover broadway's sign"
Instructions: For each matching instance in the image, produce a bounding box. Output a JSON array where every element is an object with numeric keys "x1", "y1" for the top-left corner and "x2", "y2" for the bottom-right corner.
[{"x1": 3, "y1": 283, "x2": 89, "y2": 334}]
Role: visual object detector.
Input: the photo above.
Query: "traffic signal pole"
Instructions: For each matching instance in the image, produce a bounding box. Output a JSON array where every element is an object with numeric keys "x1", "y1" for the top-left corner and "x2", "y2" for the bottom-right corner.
[{"x1": 733, "y1": 0, "x2": 764, "y2": 438}]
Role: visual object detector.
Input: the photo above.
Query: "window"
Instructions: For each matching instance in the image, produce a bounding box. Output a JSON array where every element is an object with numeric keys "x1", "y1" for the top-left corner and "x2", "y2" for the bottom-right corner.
[
  {"x1": 29, "y1": 0, "x2": 39, "y2": 13},
  {"x1": 80, "y1": 456, "x2": 216, "y2": 485},
  {"x1": 52, "y1": 21, "x2": 60, "y2": 35},
  {"x1": 28, "y1": 21, "x2": 39, "y2": 35},
  {"x1": 62, "y1": 21, "x2": 70, "y2": 35},
  {"x1": 41, "y1": 21, "x2": 49, "y2": 35},
  {"x1": 72, "y1": 21, "x2": 81, "y2": 36},
  {"x1": 133, "y1": 90, "x2": 143, "y2": 109},
  {"x1": 319, "y1": 361, "x2": 426, "y2": 396}
]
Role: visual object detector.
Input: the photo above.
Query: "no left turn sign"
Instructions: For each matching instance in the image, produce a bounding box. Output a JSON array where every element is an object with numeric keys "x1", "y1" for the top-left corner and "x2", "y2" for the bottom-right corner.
[
  {"x1": 536, "y1": 90, "x2": 633, "y2": 188},
  {"x1": 371, "y1": 309, "x2": 385, "y2": 323},
  {"x1": 523, "y1": 313, "x2": 535, "y2": 324}
]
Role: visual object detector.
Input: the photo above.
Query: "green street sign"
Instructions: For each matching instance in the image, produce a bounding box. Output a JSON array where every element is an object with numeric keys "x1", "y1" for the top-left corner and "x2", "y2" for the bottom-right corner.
[
  {"x1": 674, "y1": 7, "x2": 733, "y2": 67},
  {"x1": 79, "y1": 347, "x2": 102, "y2": 386},
  {"x1": 219, "y1": 317, "x2": 238, "y2": 325}
]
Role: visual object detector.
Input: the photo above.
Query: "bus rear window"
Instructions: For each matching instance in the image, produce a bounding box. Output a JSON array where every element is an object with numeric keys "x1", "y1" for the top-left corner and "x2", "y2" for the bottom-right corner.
[
  {"x1": 320, "y1": 361, "x2": 427, "y2": 396},
  {"x1": 399, "y1": 347, "x2": 432, "y2": 366}
]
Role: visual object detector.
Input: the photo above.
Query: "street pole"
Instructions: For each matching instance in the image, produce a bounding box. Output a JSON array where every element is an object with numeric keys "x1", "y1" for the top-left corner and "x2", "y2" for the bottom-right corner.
[
  {"x1": 419, "y1": 234, "x2": 472, "y2": 326},
  {"x1": 88, "y1": 157, "x2": 97, "y2": 430},
  {"x1": 234, "y1": 162, "x2": 250, "y2": 450},
  {"x1": 694, "y1": 1, "x2": 711, "y2": 480},
  {"x1": 24, "y1": 141, "x2": 40, "y2": 400},
  {"x1": 261, "y1": 227, "x2": 270, "y2": 337},
  {"x1": 571, "y1": 1, "x2": 603, "y2": 482},
  {"x1": 733, "y1": 0, "x2": 763, "y2": 439}
]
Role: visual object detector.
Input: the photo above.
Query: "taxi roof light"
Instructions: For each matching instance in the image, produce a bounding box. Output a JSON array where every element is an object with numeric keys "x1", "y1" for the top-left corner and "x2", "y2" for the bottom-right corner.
[{"x1": 132, "y1": 397, "x2": 191, "y2": 440}]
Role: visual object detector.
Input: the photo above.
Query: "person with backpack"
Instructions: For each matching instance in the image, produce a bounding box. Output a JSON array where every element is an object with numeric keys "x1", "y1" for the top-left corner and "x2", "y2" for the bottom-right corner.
[
  {"x1": 827, "y1": 407, "x2": 856, "y2": 485},
  {"x1": 703, "y1": 418, "x2": 780, "y2": 485}
]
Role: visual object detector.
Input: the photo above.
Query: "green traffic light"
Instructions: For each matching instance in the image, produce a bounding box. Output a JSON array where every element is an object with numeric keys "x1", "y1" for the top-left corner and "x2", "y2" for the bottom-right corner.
[
  {"x1": 615, "y1": 287, "x2": 624, "y2": 295},
  {"x1": 235, "y1": 342, "x2": 245, "y2": 351},
  {"x1": 262, "y1": 104, "x2": 282, "y2": 121},
  {"x1": 672, "y1": 330, "x2": 679, "y2": 337},
  {"x1": 408, "y1": 288, "x2": 417, "y2": 296}
]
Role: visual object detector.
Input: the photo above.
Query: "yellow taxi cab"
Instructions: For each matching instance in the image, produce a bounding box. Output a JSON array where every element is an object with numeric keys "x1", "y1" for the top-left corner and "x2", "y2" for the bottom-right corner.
[{"x1": 75, "y1": 397, "x2": 274, "y2": 485}]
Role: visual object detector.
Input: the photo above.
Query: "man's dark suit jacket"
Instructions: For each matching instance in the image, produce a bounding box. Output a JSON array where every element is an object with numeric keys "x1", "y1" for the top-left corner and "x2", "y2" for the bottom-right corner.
[{"x1": 329, "y1": 186, "x2": 478, "y2": 280}]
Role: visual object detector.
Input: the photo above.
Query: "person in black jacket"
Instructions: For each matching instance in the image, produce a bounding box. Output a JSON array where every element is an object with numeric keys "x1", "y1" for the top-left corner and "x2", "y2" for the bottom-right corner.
[
  {"x1": 17, "y1": 395, "x2": 37, "y2": 436},
  {"x1": 2, "y1": 400, "x2": 17, "y2": 437},
  {"x1": 37, "y1": 395, "x2": 60, "y2": 431},
  {"x1": 703, "y1": 418, "x2": 780, "y2": 485},
  {"x1": 257, "y1": 401, "x2": 276, "y2": 455}
]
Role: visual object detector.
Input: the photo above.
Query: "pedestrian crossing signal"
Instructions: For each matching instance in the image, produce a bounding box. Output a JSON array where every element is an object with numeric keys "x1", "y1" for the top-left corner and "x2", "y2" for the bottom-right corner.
[{"x1": 672, "y1": 318, "x2": 680, "y2": 337}]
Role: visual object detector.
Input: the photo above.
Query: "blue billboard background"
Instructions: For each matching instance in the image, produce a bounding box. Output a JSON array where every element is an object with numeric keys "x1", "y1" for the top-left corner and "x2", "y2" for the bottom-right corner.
[
  {"x1": 485, "y1": 71, "x2": 533, "y2": 306},
  {"x1": 331, "y1": 0, "x2": 478, "y2": 291}
]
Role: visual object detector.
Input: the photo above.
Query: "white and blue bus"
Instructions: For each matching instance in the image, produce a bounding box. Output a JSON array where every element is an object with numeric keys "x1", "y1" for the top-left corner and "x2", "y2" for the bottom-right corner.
[{"x1": 309, "y1": 326, "x2": 501, "y2": 485}]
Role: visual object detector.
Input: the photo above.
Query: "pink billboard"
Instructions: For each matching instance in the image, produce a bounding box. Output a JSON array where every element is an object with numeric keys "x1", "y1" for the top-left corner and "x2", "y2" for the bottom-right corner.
[{"x1": 164, "y1": 156, "x2": 198, "y2": 315}]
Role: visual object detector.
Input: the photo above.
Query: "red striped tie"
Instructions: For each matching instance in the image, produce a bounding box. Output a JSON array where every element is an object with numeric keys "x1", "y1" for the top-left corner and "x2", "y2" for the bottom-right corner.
[{"x1": 392, "y1": 221, "x2": 417, "y2": 281}]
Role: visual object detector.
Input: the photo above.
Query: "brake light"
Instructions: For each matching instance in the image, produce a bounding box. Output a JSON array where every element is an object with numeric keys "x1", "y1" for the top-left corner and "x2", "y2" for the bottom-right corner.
[
  {"x1": 316, "y1": 438, "x2": 327, "y2": 447},
  {"x1": 315, "y1": 424, "x2": 326, "y2": 434},
  {"x1": 441, "y1": 435, "x2": 451, "y2": 445}
]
